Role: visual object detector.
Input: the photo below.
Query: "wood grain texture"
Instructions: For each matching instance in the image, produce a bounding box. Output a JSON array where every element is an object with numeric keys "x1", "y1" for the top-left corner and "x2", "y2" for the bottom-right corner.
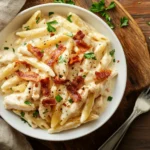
[{"x1": 22, "y1": 0, "x2": 150, "y2": 150}]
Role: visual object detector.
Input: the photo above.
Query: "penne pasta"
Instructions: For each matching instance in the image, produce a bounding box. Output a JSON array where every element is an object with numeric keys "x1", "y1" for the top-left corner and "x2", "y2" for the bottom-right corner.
[{"x1": 0, "y1": 10, "x2": 117, "y2": 134}]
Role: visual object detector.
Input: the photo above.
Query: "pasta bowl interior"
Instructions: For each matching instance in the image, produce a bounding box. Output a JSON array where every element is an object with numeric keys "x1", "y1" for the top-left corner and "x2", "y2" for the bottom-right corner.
[{"x1": 0, "y1": 4, "x2": 127, "y2": 141}]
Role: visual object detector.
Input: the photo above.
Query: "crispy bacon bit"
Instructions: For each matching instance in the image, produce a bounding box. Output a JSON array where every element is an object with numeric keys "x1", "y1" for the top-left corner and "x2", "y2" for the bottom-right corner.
[
  {"x1": 73, "y1": 30, "x2": 85, "y2": 40},
  {"x1": 69, "y1": 55, "x2": 81, "y2": 65},
  {"x1": 72, "y1": 76, "x2": 84, "y2": 90},
  {"x1": 27, "y1": 44, "x2": 43, "y2": 60},
  {"x1": 76, "y1": 40, "x2": 90, "y2": 53},
  {"x1": 46, "y1": 44, "x2": 66, "y2": 66},
  {"x1": 42, "y1": 98, "x2": 56, "y2": 107},
  {"x1": 66, "y1": 76, "x2": 84, "y2": 102},
  {"x1": 15, "y1": 60, "x2": 31, "y2": 69},
  {"x1": 41, "y1": 77, "x2": 50, "y2": 96},
  {"x1": 95, "y1": 70, "x2": 111, "y2": 81},
  {"x1": 16, "y1": 71, "x2": 39, "y2": 82},
  {"x1": 53, "y1": 76, "x2": 68, "y2": 84},
  {"x1": 66, "y1": 83, "x2": 82, "y2": 102},
  {"x1": 50, "y1": 32, "x2": 55, "y2": 37}
]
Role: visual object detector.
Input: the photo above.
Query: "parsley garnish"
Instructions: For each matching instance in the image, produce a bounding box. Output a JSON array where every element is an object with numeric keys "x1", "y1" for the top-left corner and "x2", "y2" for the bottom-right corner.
[
  {"x1": 24, "y1": 100, "x2": 32, "y2": 105},
  {"x1": 21, "y1": 118, "x2": 27, "y2": 123},
  {"x1": 107, "y1": 96, "x2": 113, "y2": 101},
  {"x1": 49, "y1": 12, "x2": 54, "y2": 16},
  {"x1": 83, "y1": 75, "x2": 86, "y2": 78},
  {"x1": 58, "y1": 56, "x2": 66, "y2": 63},
  {"x1": 101, "y1": 11, "x2": 111, "y2": 21},
  {"x1": 120, "y1": 17, "x2": 129, "y2": 27},
  {"x1": 24, "y1": 26, "x2": 30, "y2": 30},
  {"x1": 56, "y1": 43, "x2": 59, "y2": 48},
  {"x1": 68, "y1": 99, "x2": 73, "y2": 104},
  {"x1": 41, "y1": 50, "x2": 44, "y2": 53},
  {"x1": 36, "y1": 17, "x2": 40, "y2": 24},
  {"x1": 24, "y1": 42, "x2": 27, "y2": 45},
  {"x1": 90, "y1": 0, "x2": 105, "y2": 12},
  {"x1": 12, "y1": 48, "x2": 15, "y2": 52},
  {"x1": 21, "y1": 118, "x2": 31, "y2": 127},
  {"x1": 66, "y1": 32, "x2": 73, "y2": 37},
  {"x1": 106, "y1": 1, "x2": 116, "y2": 10},
  {"x1": 55, "y1": 95, "x2": 63, "y2": 102},
  {"x1": 46, "y1": 20, "x2": 58, "y2": 32},
  {"x1": 4, "y1": 47, "x2": 9, "y2": 50},
  {"x1": 147, "y1": 22, "x2": 150, "y2": 26},
  {"x1": 90, "y1": 1, "x2": 116, "y2": 29},
  {"x1": 54, "y1": 0, "x2": 65, "y2": 3},
  {"x1": 43, "y1": 109, "x2": 48, "y2": 114},
  {"x1": 54, "y1": 0, "x2": 75, "y2": 5},
  {"x1": 106, "y1": 21, "x2": 115, "y2": 29},
  {"x1": 33, "y1": 110, "x2": 39, "y2": 118},
  {"x1": 66, "y1": 0, "x2": 75, "y2": 5},
  {"x1": 67, "y1": 15, "x2": 72, "y2": 23},
  {"x1": 84, "y1": 52, "x2": 96, "y2": 60},
  {"x1": 20, "y1": 111, "x2": 25, "y2": 117},
  {"x1": 109, "y1": 49, "x2": 115, "y2": 57},
  {"x1": 113, "y1": 59, "x2": 116, "y2": 62}
]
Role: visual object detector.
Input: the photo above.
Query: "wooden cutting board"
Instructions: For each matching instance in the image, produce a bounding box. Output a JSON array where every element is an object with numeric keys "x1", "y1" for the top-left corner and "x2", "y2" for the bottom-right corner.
[{"x1": 22, "y1": 0, "x2": 150, "y2": 149}]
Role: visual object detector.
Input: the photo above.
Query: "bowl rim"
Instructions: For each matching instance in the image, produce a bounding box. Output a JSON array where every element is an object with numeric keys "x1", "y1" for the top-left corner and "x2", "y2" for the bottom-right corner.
[{"x1": 0, "y1": 3, "x2": 127, "y2": 141}]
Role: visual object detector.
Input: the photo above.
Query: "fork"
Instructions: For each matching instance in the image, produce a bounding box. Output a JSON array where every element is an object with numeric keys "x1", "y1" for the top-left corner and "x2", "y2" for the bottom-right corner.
[{"x1": 98, "y1": 87, "x2": 150, "y2": 150}]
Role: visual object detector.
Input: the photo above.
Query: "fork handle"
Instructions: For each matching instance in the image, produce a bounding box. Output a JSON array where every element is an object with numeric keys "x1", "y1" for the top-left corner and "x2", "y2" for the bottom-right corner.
[{"x1": 98, "y1": 109, "x2": 141, "y2": 150}]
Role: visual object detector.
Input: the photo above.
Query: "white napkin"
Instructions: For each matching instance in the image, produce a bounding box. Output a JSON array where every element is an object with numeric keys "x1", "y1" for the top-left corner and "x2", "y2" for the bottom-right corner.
[
  {"x1": 0, "y1": 0, "x2": 26, "y2": 31},
  {"x1": 0, "y1": 0, "x2": 33, "y2": 150}
]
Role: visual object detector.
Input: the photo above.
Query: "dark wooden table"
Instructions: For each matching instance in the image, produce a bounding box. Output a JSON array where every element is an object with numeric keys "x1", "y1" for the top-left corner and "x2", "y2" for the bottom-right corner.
[{"x1": 22, "y1": 0, "x2": 150, "y2": 150}]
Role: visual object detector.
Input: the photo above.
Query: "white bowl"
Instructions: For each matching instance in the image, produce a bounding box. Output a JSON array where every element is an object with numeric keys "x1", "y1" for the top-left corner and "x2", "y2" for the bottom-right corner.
[{"x1": 0, "y1": 4, "x2": 127, "y2": 141}]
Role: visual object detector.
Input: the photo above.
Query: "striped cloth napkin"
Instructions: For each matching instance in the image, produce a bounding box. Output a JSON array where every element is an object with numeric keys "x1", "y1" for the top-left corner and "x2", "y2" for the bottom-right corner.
[{"x1": 0, "y1": 0, "x2": 33, "y2": 150}]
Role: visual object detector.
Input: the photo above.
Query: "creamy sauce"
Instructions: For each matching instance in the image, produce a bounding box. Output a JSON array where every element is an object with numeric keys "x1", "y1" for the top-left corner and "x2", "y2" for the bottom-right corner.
[{"x1": 0, "y1": 11, "x2": 117, "y2": 133}]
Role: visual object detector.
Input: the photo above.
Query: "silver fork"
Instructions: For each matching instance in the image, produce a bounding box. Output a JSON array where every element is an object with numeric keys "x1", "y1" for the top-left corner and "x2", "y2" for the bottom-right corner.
[{"x1": 98, "y1": 87, "x2": 150, "y2": 150}]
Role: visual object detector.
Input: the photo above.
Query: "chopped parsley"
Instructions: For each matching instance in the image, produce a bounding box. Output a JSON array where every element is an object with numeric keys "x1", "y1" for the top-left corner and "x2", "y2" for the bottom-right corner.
[
  {"x1": 66, "y1": 32, "x2": 73, "y2": 37},
  {"x1": 113, "y1": 59, "x2": 116, "y2": 62},
  {"x1": 120, "y1": 17, "x2": 129, "y2": 27},
  {"x1": 107, "y1": 96, "x2": 113, "y2": 101},
  {"x1": 24, "y1": 100, "x2": 32, "y2": 105},
  {"x1": 36, "y1": 17, "x2": 40, "y2": 24},
  {"x1": 109, "y1": 49, "x2": 115, "y2": 57},
  {"x1": 84, "y1": 52, "x2": 96, "y2": 60},
  {"x1": 54, "y1": 0, "x2": 75, "y2": 5},
  {"x1": 101, "y1": 11, "x2": 111, "y2": 22},
  {"x1": 100, "y1": 11, "x2": 115, "y2": 29},
  {"x1": 21, "y1": 118, "x2": 31, "y2": 127},
  {"x1": 106, "y1": 1, "x2": 116, "y2": 10},
  {"x1": 82, "y1": 75, "x2": 86, "y2": 78},
  {"x1": 90, "y1": 1, "x2": 116, "y2": 29},
  {"x1": 54, "y1": 0, "x2": 65, "y2": 3},
  {"x1": 55, "y1": 95, "x2": 63, "y2": 102},
  {"x1": 56, "y1": 43, "x2": 59, "y2": 48},
  {"x1": 46, "y1": 20, "x2": 58, "y2": 32},
  {"x1": 24, "y1": 42, "x2": 27, "y2": 45},
  {"x1": 106, "y1": 21, "x2": 115, "y2": 29},
  {"x1": 43, "y1": 109, "x2": 48, "y2": 114},
  {"x1": 41, "y1": 50, "x2": 44, "y2": 53},
  {"x1": 66, "y1": 0, "x2": 75, "y2": 5},
  {"x1": 24, "y1": 26, "x2": 30, "y2": 30},
  {"x1": 12, "y1": 48, "x2": 15, "y2": 52},
  {"x1": 21, "y1": 118, "x2": 27, "y2": 123},
  {"x1": 4, "y1": 47, "x2": 9, "y2": 50},
  {"x1": 58, "y1": 55, "x2": 66, "y2": 63},
  {"x1": 20, "y1": 111, "x2": 25, "y2": 117},
  {"x1": 67, "y1": 15, "x2": 72, "y2": 23},
  {"x1": 49, "y1": 12, "x2": 54, "y2": 16},
  {"x1": 147, "y1": 22, "x2": 150, "y2": 26},
  {"x1": 33, "y1": 110, "x2": 39, "y2": 118},
  {"x1": 90, "y1": 0, "x2": 105, "y2": 12},
  {"x1": 68, "y1": 99, "x2": 73, "y2": 104}
]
